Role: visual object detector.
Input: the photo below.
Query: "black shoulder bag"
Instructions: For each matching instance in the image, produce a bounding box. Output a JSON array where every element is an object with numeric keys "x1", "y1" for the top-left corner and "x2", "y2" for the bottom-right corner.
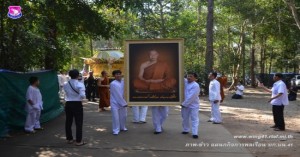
[{"x1": 68, "y1": 81, "x2": 79, "y2": 94}]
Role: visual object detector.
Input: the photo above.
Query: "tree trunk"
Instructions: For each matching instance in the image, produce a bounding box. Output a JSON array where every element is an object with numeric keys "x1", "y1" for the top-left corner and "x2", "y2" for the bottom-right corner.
[
  {"x1": 269, "y1": 48, "x2": 273, "y2": 74},
  {"x1": 242, "y1": 33, "x2": 246, "y2": 85},
  {"x1": 205, "y1": 0, "x2": 214, "y2": 93},
  {"x1": 229, "y1": 20, "x2": 246, "y2": 89},
  {"x1": 44, "y1": 20, "x2": 58, "y2": 70},
  {"x1": 260, "y1": 36, "x2": 267, "y2": 74},
  {"x1": 157, "y1": 0, "x2": 166, "y2": 38},
  {"x1": 197, "y1": 0, "x2": 202, "y2": 61},
  {"x1": 284, "y1": 0, "x2": 300, "y2": 30},
  {"x1": 44, "y1": 0, "x2": 58, "y2": 70},
  {"x1": 250, "y1": 30, "x2": 256, "y2": 87},
  {"x1": 90, "y1": 37, "x2": 93, "y2": 57}
]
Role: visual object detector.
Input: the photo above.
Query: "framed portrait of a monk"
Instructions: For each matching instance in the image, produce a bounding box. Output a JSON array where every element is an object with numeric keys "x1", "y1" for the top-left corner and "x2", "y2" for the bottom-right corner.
[{"x1": 124, "y1": 39, "x2": 184, "y2": 106}]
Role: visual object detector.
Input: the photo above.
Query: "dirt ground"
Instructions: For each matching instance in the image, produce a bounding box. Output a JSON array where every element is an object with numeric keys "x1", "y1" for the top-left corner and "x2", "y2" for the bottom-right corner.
[{"x1": 200, "y1": 87, "x2": 300, "y2": 157}]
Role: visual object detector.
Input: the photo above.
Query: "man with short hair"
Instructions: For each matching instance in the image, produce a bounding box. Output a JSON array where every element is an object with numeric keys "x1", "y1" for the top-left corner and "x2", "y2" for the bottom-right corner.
[
  {"x1": 64, "y1": 69, "x2": 86, "y2": 146},
  {"x1": 259, "y1": 73, "x2": 289, "y2": 131},
  {"x1": 181, "y1": 72, "x2": 200, "y2": 139},
  {"x1": 24, "y1": 76, "x2": 44, "y2": 133},
  {"x1": 208, "y1": 72, "x2": 222, "y2": 124},
  {"x1": 232, "y1": 81, "x2": 245, "y2": 99},
  {"x1": 110, "y1": 70, "x2": 128, "y2": 135}
]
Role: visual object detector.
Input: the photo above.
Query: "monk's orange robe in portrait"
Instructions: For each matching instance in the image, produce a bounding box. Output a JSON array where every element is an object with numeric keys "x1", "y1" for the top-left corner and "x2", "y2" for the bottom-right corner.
[
  {"x1": 133, "y1": 62, "x2": 176, "y2": 92},
  {"x1": 99, "y1": 77, "x2": 110, "y2": 109}
]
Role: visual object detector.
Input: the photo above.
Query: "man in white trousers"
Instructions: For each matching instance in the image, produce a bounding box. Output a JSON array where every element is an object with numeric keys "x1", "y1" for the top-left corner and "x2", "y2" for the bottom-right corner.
[
  {"x1": 208, "y1": 72, "x2": 222, "y2": 124},
  {"x1": 151, "y1": 106, "x2": 168, "y2": 134},
  {"x1": 24, "y1": 76, "x2": 44, "y2": 133},
  {"x1": 110, "y1": 70, "x2": 128, "y2": 135},
  {"x1": 181, "y1": 72, "x2": 200, "y2": 139},
  {"x1": 132, "y1": 106, "x2": 148, "y2": 123}
]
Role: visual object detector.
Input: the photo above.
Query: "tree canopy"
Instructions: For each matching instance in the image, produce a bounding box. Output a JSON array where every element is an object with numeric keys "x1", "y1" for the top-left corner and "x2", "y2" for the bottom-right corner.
[{"x1": 0, "y1": 0, "x2": 299, "y2": 86}]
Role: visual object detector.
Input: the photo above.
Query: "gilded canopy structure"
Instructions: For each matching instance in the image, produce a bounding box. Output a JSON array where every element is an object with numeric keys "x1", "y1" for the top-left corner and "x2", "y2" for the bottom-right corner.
[{"x1": 82, "y1": 50, "x2": 124, "y2": 77}]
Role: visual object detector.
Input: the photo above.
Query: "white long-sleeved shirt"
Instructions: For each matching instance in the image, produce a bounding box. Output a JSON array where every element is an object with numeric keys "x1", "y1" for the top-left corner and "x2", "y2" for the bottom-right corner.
[
  {"x1": 110, "y1": 79, "x2": 127, "y2": 109},
  {"x1": 64, "y1": 79, "x2": 86, "y2": 101},
  {"x1": 58, "y1": 74, "x2": 68, "y2": 86},
  {"x1": 182, "y1": 79, "x2": 200, "y2": 109},
  {"x1": 209, "y1": 79, "x2": 221, "y2": 101},
  {"x1": 271, "y1": 80, "x2": 289, "y2": 106},
  {"x1": 235, "y1": 85, "x2": 245, "y2": 95},
  {"x1": 26, "y1": 85, "x2": 43, "y2": 110}
]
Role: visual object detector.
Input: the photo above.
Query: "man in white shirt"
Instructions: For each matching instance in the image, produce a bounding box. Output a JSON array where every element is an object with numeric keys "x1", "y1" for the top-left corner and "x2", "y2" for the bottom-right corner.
[
  {"x1": 232, "y1": 81, "x2": 245, "y2": 99},
  {"x1": 110, "y1": 70, "x2": 128, "y2": 135},
  {"x1": 24, "y1": 76, "x2": 44, "y2": 133},
  {"x1": 132, "y1": 106, "x2": 148, "y2": 123},
  {"x1": 208, "y1": 72, "x2": 222, "y2": 124},
  {"x1": 64, "y1": 69, "x2": 86, "y2": 146},
  {"x1": 259, "y1": 73, "x2": 288, "y2": 131},
  {"x1": 181, "y1": 72, "x2": 200, "y2": 139}
]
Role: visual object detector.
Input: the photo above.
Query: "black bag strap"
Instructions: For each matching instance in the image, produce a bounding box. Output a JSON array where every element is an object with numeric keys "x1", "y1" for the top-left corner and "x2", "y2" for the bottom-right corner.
[{"x1": 68, "y1": 81, "x2": 79, "y2": 94}]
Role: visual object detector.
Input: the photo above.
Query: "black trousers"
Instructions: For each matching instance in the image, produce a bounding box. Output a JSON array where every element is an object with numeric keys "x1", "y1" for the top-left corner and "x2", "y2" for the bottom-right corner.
[
  {"x1": 232, "y1": 94, "x2": 242, "y2": 99},
  {"x1": 272, "y1": 105, "x2": 285, "y2": 130},
  {"x1": 288, "y1": 94, "x2": 296, "y2": 101},
  {"x1": 86, "y1": 86, "x2": 96, "y2": 100},
  {"x1": 65, "y1": 101, "x2": 83, "y2": 142}
]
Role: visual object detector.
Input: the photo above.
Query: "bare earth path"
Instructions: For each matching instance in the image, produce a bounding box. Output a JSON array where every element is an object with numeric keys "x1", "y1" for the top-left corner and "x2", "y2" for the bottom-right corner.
[
  {"x1": 0, "y1": 101, "x2": 253, "y2": 157},
  {"x1": 200, "y1": 87, "x2": 300, "y2": 157},
  {"x1": 0, "y1": 87, "x2": 298, "y2": 157}
]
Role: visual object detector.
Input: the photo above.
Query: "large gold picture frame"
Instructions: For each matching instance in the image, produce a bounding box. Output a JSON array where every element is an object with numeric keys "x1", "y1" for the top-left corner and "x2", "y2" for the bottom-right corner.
[{"x1": 124, "y1": 39, "x2": 184, "y2": 106}]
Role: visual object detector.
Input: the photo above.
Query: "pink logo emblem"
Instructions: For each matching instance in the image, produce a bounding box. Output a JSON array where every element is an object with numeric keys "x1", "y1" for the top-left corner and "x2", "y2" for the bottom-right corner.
[{"x1": 8, "y1": 6, "x2": 22, "y2": 19}]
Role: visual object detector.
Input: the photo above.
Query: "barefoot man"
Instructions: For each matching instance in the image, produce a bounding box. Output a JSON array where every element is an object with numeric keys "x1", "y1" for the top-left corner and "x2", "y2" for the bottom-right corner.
[{"x1": 97, "y1": 71, "x2": 110, "y2": 112}]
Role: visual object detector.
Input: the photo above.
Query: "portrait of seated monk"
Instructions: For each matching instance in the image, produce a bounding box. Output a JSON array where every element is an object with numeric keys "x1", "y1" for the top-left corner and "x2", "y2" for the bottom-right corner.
[{"x1": 133, "y1": 49, "x2": 177, "y2": 92}]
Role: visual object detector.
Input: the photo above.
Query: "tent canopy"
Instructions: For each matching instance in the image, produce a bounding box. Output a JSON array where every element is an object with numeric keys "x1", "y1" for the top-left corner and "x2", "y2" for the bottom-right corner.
[{"x1": 92, "y1": 50, "x2": 124, "y2": 61}]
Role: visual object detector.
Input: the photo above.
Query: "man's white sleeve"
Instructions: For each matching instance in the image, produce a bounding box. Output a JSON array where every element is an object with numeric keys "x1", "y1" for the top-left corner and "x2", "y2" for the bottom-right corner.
[
  {"x1": 182, "y1": 84, "x2": 200, "y2": 107},
  {"x1": 111, "y1": 83, "x2": 127, "y2": 107},
  {"x1": 78, "y1": 83, "x2": 86, "y2": 99},
  {"x1": 26, "y1": 87, "x2": 34, "y2": 104}
]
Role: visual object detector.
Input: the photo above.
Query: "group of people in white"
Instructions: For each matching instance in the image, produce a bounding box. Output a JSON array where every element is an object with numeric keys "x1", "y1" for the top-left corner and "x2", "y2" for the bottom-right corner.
[
  {"x1": 24, "y1": 69, "x2": 289, "y2": 146},
  {"x1": 23, "y1": 70, "x2": 225, "y2": 145}
]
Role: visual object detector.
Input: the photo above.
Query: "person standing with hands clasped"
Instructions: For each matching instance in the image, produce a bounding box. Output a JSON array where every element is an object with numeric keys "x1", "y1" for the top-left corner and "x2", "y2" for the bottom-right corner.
[
  {"x1": 110, "y1": 70, "x2": 128, "y2": 135},
  {"x1": 181, "y1": 72, "x2": 200, "y2": 139},
  {"x1": 259, "y1": 73, "x2": 288, "y2": 131},
  {"x1": 97, "y1": 70, "x2": 110, "y2": 112},
  {"x1": 64, "y1": 69, "x2": 86, "y2": 146},
  {"x1": 208, "y1": 72, "x2": 222, "y2": 124},
  {"x1": 24, "y1": 76, "x2": 44, "y2": 134}
]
